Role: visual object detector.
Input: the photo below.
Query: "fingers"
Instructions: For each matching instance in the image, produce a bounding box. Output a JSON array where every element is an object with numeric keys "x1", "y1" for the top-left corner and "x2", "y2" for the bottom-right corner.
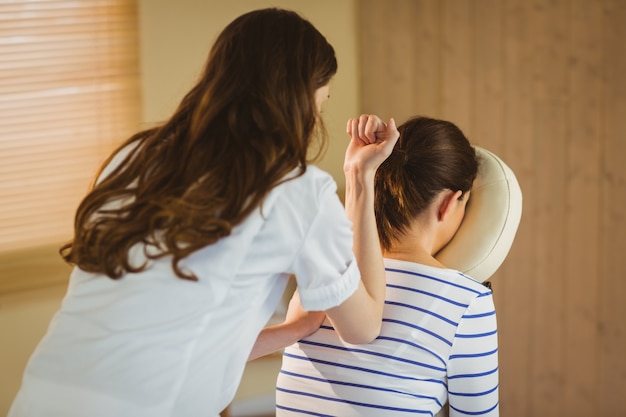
[
  {"x1": 347, "y1": 114, "x2": 385, "y2": 145},
  {"x1": 385, "y1": 117, "x2": 400, "y2": 145},
  {"x1": 358, "y1": 114, "x2": 371, "y2": 143},
  {"x1": 347, "y1": 117, "x2": 366, "y2": 145},
  {"x1": 386, "y1": 118, "x2": 397, "y2": 136},
  {"x1": 362, "y1": 114, "x2": 383, "y2": 144},
  {"x1": 349, "y1": 118, "x2": 360, "y2": 143}
]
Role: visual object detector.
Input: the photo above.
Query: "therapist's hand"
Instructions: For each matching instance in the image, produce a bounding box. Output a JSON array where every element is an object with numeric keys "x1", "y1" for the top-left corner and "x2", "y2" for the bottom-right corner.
[{"x1": 344, "y1": 114, "x2": 399, "y2": 174}]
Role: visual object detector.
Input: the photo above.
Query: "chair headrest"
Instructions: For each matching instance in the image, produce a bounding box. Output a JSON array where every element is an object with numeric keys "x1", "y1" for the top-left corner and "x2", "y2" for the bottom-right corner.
[{"x1": 435, "y1": 146, "x2": 523, "y2": 282}]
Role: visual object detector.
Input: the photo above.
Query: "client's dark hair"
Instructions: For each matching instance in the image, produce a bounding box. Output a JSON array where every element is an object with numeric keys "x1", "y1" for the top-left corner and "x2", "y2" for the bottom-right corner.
[{"x1": 374, "y1": 116, "x2": 478, "y2": 250}]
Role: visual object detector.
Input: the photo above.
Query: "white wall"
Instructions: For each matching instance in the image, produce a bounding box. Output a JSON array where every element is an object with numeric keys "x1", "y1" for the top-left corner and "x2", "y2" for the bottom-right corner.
[{"x1": 0, "y1": 1, "x2": 358, "y2": 415}]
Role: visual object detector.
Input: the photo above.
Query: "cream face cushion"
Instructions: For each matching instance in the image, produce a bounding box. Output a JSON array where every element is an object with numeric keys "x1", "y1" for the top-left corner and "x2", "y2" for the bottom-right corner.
[{"x1": 435, "y1": 146, "x2": 523, "y2": 283}]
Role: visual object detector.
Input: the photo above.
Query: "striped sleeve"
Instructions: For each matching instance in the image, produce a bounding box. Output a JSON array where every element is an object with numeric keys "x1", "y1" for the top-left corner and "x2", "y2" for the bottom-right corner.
[{"x1": 447, "y1": 292, "x2": 499, "y2": 417}]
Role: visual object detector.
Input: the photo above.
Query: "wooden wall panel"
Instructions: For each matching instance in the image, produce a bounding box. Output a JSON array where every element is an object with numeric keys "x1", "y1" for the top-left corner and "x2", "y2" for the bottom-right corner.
[
  {"x1": 528, "y1": 2, "x2": 569, "y2": 415},
  {"x1": 358, "y1": 0, "x2": 444, "y2": 121},
  {"x1": 564, "y1": 2, "x2": 604, "y2": 414},
  {"x1": 441, "y1": 0, "x2": 473, "y2": 132},
  {"x1": 472, "y1": 0, "x2": 504, "y2": 150},
  {"x1": 497, "y1": 1, "x2": 536, "y2": 414},
  {"x1": 598, "y1": 0, "x2": 626, "y2": 414},
  {"x1": 410, "y1": 0, "x2": 443, "y2": 119},
  {"x1": 357, "y1": 0, "x2": 626, "y2": 415}
]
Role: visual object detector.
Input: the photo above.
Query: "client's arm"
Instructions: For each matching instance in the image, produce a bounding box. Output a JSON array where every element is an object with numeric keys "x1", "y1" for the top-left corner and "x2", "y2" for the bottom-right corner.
[{"x1": 447, "y1": 295, "x2": 499, "y2": 416}]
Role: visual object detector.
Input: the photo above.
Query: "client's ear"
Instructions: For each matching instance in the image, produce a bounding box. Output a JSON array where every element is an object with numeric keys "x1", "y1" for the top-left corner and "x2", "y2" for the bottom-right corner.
[
  {"x1": 435, "y1": 147, "x2": 523, "y2": 283},
  {"x1": 437, "y1": 190, "x2": 464, "y2": 222}
]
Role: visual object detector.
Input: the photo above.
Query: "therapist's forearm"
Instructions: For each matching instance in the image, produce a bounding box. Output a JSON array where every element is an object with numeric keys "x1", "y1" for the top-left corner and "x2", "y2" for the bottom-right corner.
[
  {"x1": 342, "y1": 167, "x2": 386, "y2": 335},
  {"x1": 248, "y1": 325, "x2": 294, "y2": 361},
  {"x1": 325, "y1": 164, "x2": 386, "y2": 345},
  {"x1": 248, "y1": 314, "x2": 324, "y2": 361}
]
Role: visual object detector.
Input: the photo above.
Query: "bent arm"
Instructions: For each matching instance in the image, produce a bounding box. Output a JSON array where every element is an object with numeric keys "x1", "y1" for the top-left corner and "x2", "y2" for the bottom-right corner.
[
  {"x1": 248, "y1": 321, "x2": 313, "y2": 361},
  {"x1": 324, "y1": 115, "x2": 398, "y2": 345},
  {"x1": 325, "y1": 167, "x2": 383, "y2": 344},
  {"x1": 249, "y1": 291, "x2": 325, "y2": 361}
]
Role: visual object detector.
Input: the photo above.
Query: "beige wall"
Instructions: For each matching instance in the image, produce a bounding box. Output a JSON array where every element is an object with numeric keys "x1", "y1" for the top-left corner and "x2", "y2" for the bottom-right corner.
[
  {"x1": 0, "y1": 286, "x2": 66, "y2": 414},
  {"x1": 0, "y1": 1, "x2": 357, "y2": 415}
]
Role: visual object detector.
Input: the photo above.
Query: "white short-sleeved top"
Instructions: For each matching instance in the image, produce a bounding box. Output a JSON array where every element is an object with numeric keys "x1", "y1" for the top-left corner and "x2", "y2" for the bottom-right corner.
[
  {"x1": 277, "y1": 258, "x2": 499, "y2": 417},
  {"x1": 9, "y1": 158, "x2": 360, "y2": 417}
]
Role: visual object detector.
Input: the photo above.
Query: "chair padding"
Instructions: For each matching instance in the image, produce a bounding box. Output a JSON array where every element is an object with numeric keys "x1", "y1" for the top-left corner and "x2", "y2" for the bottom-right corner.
[{"x1": 436, "y1": 146, "x2": 522, "y2": 282}]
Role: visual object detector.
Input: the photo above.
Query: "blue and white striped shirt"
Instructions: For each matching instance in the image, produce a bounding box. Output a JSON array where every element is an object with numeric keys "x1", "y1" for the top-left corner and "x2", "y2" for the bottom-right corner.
[{"x1": 276, "y1": 258, "x2": 499, "y2": 416}]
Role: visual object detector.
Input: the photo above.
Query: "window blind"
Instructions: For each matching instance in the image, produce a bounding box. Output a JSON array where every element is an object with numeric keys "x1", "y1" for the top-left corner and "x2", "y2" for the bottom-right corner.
[{"x1": 0, "y1": 0, "x2": 141, "y2": 254}]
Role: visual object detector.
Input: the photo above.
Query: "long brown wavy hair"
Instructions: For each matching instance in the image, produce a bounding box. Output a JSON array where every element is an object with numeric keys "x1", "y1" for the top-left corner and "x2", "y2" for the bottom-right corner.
[
  {"x1": 60, "y1": 8, "x2": 338, "y2": 280},
  {"x1": 374, "y1": 117, "x2": 478, "y2": 251}
]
